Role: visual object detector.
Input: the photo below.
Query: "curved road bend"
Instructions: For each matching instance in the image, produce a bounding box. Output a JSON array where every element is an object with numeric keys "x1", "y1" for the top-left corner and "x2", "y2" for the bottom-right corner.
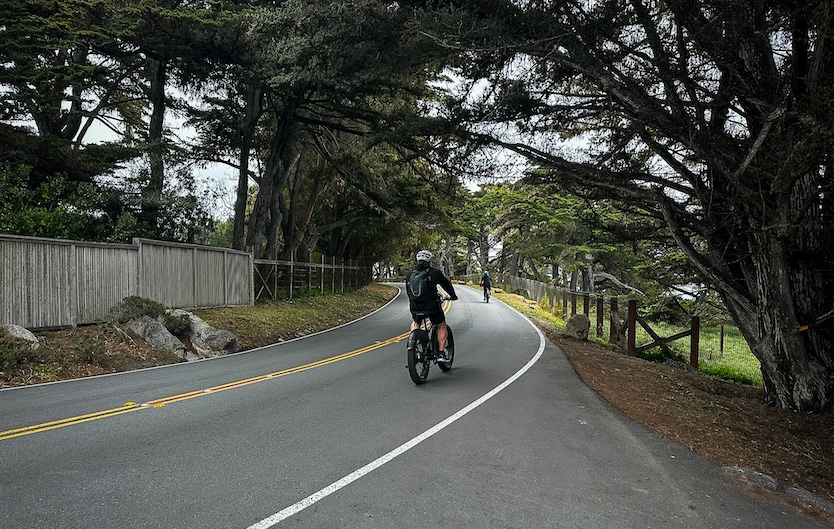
[{"x1": 0, "y1": 284, "x2": 827, "y2": 529}]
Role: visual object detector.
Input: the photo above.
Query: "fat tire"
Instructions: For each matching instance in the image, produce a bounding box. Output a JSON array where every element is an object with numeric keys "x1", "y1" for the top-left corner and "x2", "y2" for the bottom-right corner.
[{"x1": 407, "y1": 330, "x2": 430, "y2": 384}]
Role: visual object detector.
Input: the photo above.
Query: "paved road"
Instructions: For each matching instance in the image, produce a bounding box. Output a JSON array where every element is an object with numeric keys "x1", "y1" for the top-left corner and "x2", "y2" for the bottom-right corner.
[{"x1": 0, "y1": 284, "x2": 828, "y2": 529}]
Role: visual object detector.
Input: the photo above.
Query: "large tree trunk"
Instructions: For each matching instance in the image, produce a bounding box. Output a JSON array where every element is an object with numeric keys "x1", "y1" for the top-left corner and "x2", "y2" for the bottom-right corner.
[
  {"x1": 666, "y1": 171, "x2": 834, "y2": 413},
  {"x1": 479, "y1": 226, "x2": 489, "y2": 271},
  {"x1": 142, "y1": 56, "x2": 167, "y2": 233},
  {"x1": 232, "y1": 83, "x2": 261, "y2": 251},
  {"x1": 727, "y1": 179, "x2": 834, "y2": 413},
  {"x1": 245, "y1": 111, "x2": 297, "y2": 257}
]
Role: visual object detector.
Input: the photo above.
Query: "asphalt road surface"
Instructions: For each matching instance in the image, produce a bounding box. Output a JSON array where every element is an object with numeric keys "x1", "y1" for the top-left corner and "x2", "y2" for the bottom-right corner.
[{"x1": 0, "y1": 284, "x2": 828, "y2": 529}]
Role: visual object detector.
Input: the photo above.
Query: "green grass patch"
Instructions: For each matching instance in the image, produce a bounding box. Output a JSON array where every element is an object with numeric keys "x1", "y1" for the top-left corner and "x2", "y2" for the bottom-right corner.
[
  {"x1": 486, "y1": 284, "x2": 762, "y2": 387},
  {"x1": 194, "y1": 283, "x2": 398, "y2": 350}
]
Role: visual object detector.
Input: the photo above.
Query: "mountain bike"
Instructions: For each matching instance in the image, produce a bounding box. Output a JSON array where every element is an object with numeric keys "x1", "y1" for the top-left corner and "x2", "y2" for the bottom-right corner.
[
  {"x1": 483, "y1": 286, "x2": 491, "y2": 303},
  {"x1": 406, "y1": 306, "x2": 455, "y2": 385}
]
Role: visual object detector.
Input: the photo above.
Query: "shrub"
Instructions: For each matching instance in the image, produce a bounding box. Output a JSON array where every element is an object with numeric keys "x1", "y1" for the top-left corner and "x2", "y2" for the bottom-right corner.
[
  {"x1": 0, "y1": 337, "x2": 30, "y2": 372},
  {"x1": 163, "y1": 312, "x2": 191, "y2": 335},
  {"x1": 110, "y1": 296, "x2": 166, "y2": 323}
]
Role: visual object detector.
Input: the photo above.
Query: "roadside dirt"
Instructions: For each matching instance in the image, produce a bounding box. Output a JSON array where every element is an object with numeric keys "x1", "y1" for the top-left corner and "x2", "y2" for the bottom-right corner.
[{"x1": 552, "y1": 332, "x2": 834, "y2": 515}]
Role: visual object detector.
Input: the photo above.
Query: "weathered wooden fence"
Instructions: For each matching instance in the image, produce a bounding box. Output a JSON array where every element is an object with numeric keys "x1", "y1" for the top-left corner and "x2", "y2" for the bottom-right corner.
[
  {"x1": 462, "y1": 273, "x2": 700, "y2": 363},
  {"x1": 1, "y1": 235, "x2": 253, "y2": 329},
  {"x1": 254, "y1": 256, "x2": 372, "y2": 302}
]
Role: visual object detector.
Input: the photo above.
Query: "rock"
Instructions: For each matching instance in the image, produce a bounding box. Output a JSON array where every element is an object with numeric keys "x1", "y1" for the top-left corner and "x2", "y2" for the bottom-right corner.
[
  {"x1": 170, "y1": 310, "x2": 239, "y2": 357},
  {"x1": 565, "y1": 313, "x2": 591, "y2": 340},
  {"x1": 124, "y1": 316, "x2": 196, "y2": 361},
  {"x1": 0, "y1": 324, "x2": 40, "y2": 349}
]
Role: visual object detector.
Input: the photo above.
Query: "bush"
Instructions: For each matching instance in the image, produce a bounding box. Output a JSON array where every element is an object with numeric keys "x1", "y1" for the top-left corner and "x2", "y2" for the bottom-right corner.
[
  {"x1": 0, "y1": 336, "x2": 32, "y2": 373},
  {"x1": 163, "y1": 312, "x2": 191, "y2": 335},
  {"x1": 110, "y1": 296, "x2": 166, "y2": 323}
]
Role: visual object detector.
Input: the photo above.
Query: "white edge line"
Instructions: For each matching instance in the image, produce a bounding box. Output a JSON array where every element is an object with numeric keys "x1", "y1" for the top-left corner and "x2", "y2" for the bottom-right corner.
[
  {"x1": 0, "y1": 285, "x2": 403, "y2": 392},
  {"x1": 246, "y1": 297, "x2": 547, "y2": 529}
]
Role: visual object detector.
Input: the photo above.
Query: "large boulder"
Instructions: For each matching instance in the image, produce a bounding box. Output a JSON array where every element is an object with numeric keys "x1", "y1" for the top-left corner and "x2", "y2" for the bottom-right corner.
[
  {"x1": 170, "y1": 310, "x2": 239, "y2": 357},
  {"x1": 565, "y1": 313, "x2": 591, "y2": 341},
  {"x1": 124, "y1": 316, "x2": 196, "y2": 361},
  {"x1": 0, "y1": 324, "x2": 39, "y2": 349}
]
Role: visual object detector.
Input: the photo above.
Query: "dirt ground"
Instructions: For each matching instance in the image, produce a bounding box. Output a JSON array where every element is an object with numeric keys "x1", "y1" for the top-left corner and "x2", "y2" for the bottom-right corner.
[{"x1": 552, "y1": 331, "x2": 834, "y2": 516}]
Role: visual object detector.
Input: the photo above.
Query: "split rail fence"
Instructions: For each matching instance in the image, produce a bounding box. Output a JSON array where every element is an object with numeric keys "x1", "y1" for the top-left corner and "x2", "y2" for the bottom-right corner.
[{"x1": 466, "y1": 274, "x2": 702, "y2": 366}]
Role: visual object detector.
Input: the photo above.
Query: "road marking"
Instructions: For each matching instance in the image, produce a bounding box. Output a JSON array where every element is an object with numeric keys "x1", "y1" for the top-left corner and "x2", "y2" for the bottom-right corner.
[
  {"x1": 0, "y1": 286, "x2": 431, "y2": 441},
  {"x1": 0, "y1": 333, "x2": 409, "y2": 441},
  {"x1": 246, "y1": 308, "x2": 547, "y2": 529}
]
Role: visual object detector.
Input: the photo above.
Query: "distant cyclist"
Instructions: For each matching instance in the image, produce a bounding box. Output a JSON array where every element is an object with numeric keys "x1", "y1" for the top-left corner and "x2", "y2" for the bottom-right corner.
[
  {"x1": 480, "y1": 270, "x2": 493, "y2": 301},
  {"x1": 405, "y1": 250, "x2": 458, "y2": 361}
]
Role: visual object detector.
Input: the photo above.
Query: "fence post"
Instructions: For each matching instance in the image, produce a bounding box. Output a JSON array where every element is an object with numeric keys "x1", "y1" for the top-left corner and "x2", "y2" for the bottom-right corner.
[
  {"x1": 192, "y1": 246, "x2": 198, "y2": 308},
  {"x1": 562, "y1": 289, "x2": 568, "y2": 317},
  {"x1": 571, "y1": 292, "x2": 577, "y2": 315},
  {"x1": 719, "y1": 325, "x2": 725, "y2": 354},
  {"x1": 583, "y1": 292, "x2": 590, "y2": 315},
  {"x1": 690, "y1": 316, "x2": 700, "y2": 368},
  {"x1": 321, "y1": 254, "x2": 325, "y2": 292},
  {"x1": 627, "y1": 299, "x2": 637, "y2": 356},
  {"x1": 289, "y1": 250, "x2": 294, "y2": 299},
  {"x1": 609, "y1": 297, "x2": 619, "y2": 344},
  {"x1": 596, "y1": 296, "x2": 604, "y2": 336},
  {"x1": 341, "y1": 259, "x2": 345, "y2": 293},
  {"x1": 70, "y1": 242, "x2": 78, "y2": 327},
  {"x1": 332, "y1": 256, "x2": 336, "y2": 292}
]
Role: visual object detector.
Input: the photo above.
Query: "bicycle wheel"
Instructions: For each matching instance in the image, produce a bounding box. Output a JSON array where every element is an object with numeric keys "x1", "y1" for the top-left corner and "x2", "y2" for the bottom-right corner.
[
  {"x1": 407, "y1": 329, "x2": 430, "y2": 384},
  {"x1": 438, "y1": 327, "x2": 454, "y2": 371}
]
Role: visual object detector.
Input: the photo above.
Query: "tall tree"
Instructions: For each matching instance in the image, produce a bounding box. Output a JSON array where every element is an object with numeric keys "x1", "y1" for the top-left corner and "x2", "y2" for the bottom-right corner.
[{"x1": 422, "y1": 0, "x2": 834, "y2": 412}]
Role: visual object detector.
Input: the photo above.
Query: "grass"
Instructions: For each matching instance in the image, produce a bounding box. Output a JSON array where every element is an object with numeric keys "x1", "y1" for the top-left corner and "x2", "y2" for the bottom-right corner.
[
  {"x1": 479, "y1": 284, "x2": 762, "y2": 387},
  {"x1": 192, "y1": 283, "x2": 397, "y2": 351}
]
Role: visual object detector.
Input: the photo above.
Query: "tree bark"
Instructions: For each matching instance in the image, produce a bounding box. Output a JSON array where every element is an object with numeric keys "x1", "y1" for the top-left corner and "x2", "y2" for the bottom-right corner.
[
  {"x1": 142, "y1": 56, "x2": 167, "y2": 233},
  {"x1": 232, "y1": 83, "x2": 261, "y2": 251}
]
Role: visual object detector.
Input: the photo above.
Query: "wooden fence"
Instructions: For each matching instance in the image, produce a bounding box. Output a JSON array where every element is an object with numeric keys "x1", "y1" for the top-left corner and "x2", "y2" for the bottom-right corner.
[
  {"x1": 254, "y1": 256, "x2": 372, "y2": 302},
  {"x1": 464, "y1": 273, "x2": 700, "y2": 364},
  {"x1": 1, "y1": 234, "x2": 253, "y2": 330}
]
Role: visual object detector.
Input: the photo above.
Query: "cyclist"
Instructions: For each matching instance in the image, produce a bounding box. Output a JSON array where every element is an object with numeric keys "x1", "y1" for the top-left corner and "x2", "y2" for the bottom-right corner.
[
  {"x1": 405, "y1": 250, "x2": 458, "y2": 361},
  {"x1": 480, "y1": 270, "x2": 493, "y2": 301}
]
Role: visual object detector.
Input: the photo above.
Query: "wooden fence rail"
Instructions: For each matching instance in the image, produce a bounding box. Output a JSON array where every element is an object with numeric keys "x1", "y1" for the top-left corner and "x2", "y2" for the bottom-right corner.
[
  {"x1": 463, "y1": 273, "x2": 700, "y2": 363},
  {"x1": 253, "y1": 256, "x2": 372, "y2": 302}
]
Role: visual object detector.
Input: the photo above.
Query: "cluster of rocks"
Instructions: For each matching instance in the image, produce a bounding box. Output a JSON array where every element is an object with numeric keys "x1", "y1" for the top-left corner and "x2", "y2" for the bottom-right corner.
[
  {"x1": 123, "y1": 310, "x2": 239, "y2": 361},
  {"x1": 1, "y1": 311, "x2": 239, "y2": 362}
]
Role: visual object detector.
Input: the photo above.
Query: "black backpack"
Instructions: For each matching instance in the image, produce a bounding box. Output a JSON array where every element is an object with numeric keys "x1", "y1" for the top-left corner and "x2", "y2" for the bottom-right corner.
[{"x1": 407, "y1": 268, "x2": 436, "y2": 304}]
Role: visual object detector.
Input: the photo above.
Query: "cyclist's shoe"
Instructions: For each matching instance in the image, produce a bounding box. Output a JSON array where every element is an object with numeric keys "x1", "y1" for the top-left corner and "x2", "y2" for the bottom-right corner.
[{"x1": 437, "y1": 350, "x2": 449, "y2": 362}]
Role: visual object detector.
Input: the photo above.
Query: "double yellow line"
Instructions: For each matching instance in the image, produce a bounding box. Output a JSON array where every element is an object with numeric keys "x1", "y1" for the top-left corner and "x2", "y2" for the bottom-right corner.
[{"x1": 0, "y1": 332, "x2": 409, "y2": 441}]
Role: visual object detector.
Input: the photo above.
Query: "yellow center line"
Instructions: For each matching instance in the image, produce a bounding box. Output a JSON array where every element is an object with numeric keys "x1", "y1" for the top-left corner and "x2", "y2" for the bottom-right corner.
[{"x1": 0, "y1": 332, "x2": 410, "y2": 441}]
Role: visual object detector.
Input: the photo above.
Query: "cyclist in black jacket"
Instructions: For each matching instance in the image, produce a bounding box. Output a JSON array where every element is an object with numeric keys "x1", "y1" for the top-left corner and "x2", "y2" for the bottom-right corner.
[
  {"x1": 405, "y1": 250, "x2": 458, "y2": 361},
  {"x1": 480, "y1": 270, "x2": 493, "y2": 301}
]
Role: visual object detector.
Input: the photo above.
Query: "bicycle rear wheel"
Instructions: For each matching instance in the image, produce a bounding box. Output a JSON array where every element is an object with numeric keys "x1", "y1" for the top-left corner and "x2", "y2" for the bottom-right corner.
[
  {"x1": 438, "y1": 327, "x2": 454, "y2": 371},
  {"x1": 407, "y1": 329, "x2": 430, "y2": 384}
]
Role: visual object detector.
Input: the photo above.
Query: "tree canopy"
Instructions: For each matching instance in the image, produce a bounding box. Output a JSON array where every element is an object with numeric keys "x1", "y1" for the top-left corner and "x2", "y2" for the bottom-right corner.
[{"x1": 412, "y1": 0, "x2": 834, "y2": 412}]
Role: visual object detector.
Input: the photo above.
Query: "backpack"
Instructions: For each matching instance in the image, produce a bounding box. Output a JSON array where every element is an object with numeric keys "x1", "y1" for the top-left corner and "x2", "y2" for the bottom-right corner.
[{"x1": 407, "y1": 268, "x2": 436, "y2": 304}]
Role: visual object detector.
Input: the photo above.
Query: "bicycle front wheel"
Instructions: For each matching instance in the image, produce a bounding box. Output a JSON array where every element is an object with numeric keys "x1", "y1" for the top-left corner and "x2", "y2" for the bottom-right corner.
[{"x1": 407, "y1": 329, "x2": 430, "y2": 384}]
